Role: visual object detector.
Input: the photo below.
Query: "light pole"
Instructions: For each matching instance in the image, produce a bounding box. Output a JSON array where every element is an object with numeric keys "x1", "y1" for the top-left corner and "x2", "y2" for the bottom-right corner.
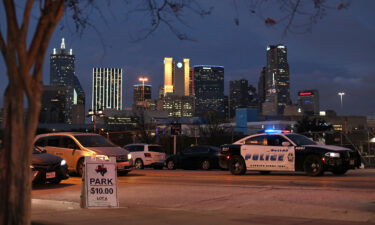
[
  {"x1": 87, "y1": 109, "x2": 104, "y2": 132},
  {"x1": 138, "y1": 76, "x2": 148, "y2": 102},
  {"x1": 338, "y1": 92, "x2": 345, "y2": 109}
]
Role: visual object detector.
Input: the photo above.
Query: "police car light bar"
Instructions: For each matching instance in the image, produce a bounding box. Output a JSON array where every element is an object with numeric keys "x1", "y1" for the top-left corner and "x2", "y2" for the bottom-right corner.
[
  {"x1": 265, "y1": 129, "x2": 282, "y2": 133},
  {"x1": 264, "y1": 129, "x2": 291, "y2": 134}
]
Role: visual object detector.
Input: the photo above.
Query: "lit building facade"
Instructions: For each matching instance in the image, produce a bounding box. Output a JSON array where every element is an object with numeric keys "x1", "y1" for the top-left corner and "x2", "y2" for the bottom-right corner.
[
  {"x1": 297, "y1": 90, "x2": 320, "y2": 115},
  {"x1": 163, "y1": 94, "x2": 194, "y2": 118},
  {"x1": 92, "y1": 68, "x2": 123, "y2": 111},
  {"x1": 262, "y1": 44, "x2": 291, "y2": 115},
  {"x1": 193, "y1": 65, "x2": 225, "y2": 118},
  {"x1": 163, "y1": 57, "x2": 190, "y2": 96},
  {"x1": 50, "y1": 38, "x2": 85, "y2": 124}
]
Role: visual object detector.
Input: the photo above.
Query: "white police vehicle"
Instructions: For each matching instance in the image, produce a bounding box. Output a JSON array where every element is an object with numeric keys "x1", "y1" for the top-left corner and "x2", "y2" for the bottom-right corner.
[{"x1": 219, "y1": 130, "x2": 361, "y2": 176}]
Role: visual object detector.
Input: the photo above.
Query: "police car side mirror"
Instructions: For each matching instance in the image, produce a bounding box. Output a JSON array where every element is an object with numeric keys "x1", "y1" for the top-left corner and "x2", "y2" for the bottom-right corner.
[{"x1": 282, "y1": 142, "x2": 291, "y2": 147}]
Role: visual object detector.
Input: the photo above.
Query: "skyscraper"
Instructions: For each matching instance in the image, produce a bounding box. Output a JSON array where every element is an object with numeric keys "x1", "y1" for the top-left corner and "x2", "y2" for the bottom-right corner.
[
  {"x1": 50, "y1": 38, "x2": 85, "y2": 124},
  {"x1": 193, "y1": 65, "x2": 225, "y2": 118},
  {"x1": 229, "y1": 79, "x2": 257, "y2": 118},
  {"x1": 297, "y1": 90, "x2": 320, "y2": 115},
  {"x1": 92, "y1": 68, "x2": 123, "y2": 111},
  {"x1": 262, "y1": 44, "x2": 291, "y2": 115},
  {"x1": 163, "y1": 57, "x2": 190, "y2": 96},
  {"x1": 39, "y1": 85, "x2": 67, "y2": 123},
  {"x1": 133, "y1": 84, "x2": 152, "y2": 108}
]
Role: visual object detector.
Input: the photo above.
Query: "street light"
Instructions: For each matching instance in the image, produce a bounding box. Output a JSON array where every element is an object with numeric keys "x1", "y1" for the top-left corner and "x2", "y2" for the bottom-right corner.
[
  {"x1": 138, "y1": 76, "x2": 148, "y2": 102},
  {"x1": 87, "y1": 109, "x2": 104, "y2": 132},
  {"x1": 338, "y1": 92, "x2": 345, "y2": 109}
]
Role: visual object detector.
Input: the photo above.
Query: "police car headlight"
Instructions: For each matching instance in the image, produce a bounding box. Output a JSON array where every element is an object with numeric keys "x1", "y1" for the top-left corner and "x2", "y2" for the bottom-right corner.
[
  {"x1": 325, "y1": 152, "x2": 340, "y2": 158},
  {"x1": 127, "y1": 154, "x2": 132, "y2": 160},
  {"x1": 60, "y1": 160, "x2": 67, "y2": 166}
]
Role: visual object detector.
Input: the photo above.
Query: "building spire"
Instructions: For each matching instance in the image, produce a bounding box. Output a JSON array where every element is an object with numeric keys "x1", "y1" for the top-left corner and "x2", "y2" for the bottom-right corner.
[{"x1": 61, "y1": 38, "x2": 65, "y2": 49}]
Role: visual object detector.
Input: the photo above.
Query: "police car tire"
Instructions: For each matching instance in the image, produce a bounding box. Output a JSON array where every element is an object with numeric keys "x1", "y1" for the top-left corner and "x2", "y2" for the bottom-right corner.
[
  {"x1": 303, "y1": 155, "x2": 324, "y2": 176},
  {"x1": 332, "y1": 168, "x2": 348, "y2": 175},
  {"x1": 230, "y1": 155, "x2": 246, "y2": 175}
]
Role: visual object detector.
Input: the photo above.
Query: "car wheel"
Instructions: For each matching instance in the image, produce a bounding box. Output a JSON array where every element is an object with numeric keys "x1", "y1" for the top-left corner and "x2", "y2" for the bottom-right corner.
[
  {"x1": 201, "y1": 159, "x2": 210, "y2": 170},
  {"x1": 135, "y1": 159, "x2": 144, "y2": 169},
  {"x1": 229, "y1": 155, "x2": 246, "y2": 175},
  {"x1": 332, "y1": 168, "x2": 348, "y2": 175},
  {"x1": 76, "y1": 158, "x2": 85, "y2": 177},
  {"x1": 49, "y1": 178, "x2": 62, "y2": 184},
  {"x1": 259, "y1": 171, "x2": 271, "y2": 175},
  {"x1": 304, "y1": 155, "x2": 324, "y2": 176},
  {"x1": 166, "y1": 160, "x2": 176, "y2": 170}
]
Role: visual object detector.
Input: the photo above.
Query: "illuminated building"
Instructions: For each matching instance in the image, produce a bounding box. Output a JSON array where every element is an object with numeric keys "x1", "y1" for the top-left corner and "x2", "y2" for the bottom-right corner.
[
  {"x1": 297, "y1": 90, "x2": 320, "y2": 115},
  {"x1": 193, "y1": 65, "x2": 225, "y2": 118},
  {"x1": 163, "y1": 57, "x2": 190, "y2": 96},
  {"x1": 50, "y1": 38, "x2": 85, "y2": 124},
  {"x1": 262, "y1": 44, "x2": 291, "y2": 115},
  {"x1": 163, "y1": 94, "x2": 194, "y2": 117},
  {"x1": 92, "y1": 68, "x2": 123, "y2": 111}
]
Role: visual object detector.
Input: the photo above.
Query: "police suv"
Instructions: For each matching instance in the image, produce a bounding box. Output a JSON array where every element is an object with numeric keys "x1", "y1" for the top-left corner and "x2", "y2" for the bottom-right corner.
[{"x1": 219, "y1": 130, "x2": 361, "y2": 176}]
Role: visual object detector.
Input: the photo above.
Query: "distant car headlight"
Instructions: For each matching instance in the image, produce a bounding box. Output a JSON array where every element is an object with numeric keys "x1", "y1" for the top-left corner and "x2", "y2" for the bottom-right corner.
[
  {"x1": 127, "y1": 154, "x2": 132, "y2": 160},
  {"x1": 60, "y1": 160, "x2": 67, "y2": 166},
  {"x1": 325, "y1": 152, "x2": 340, "y2": 158}
]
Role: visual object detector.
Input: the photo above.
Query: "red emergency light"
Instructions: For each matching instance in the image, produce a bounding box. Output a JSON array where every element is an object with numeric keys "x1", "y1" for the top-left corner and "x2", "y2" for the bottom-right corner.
[{"x1": 298, "y1": 92, "x2": 313, "y2": 96}]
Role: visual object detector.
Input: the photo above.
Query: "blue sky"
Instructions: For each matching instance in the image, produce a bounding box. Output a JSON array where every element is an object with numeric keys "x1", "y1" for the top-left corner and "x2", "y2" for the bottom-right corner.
[{"x1": 1, "y1": 0, "x2": 375, "y2": 116}]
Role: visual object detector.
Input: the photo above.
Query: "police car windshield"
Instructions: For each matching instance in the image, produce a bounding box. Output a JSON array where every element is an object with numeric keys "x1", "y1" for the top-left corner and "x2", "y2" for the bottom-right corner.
[
  {"x1": 74, "y1": 135, "x2": 116, "y2": 147},
  {"x1": 285, "y1": 134, "x2": 316, "y2": 146}
]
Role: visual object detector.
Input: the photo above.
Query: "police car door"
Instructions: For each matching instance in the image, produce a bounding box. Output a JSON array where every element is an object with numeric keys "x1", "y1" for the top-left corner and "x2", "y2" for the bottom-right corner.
[
  {"x1": 241, "y1": 134, "x2": 269, "y2": 171},
  {"x1": 265, "y1": 134, "x2": 295, "y2": 171}
]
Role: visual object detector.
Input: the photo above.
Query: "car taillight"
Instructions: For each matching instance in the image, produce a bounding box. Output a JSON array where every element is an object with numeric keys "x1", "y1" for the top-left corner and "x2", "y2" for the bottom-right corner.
[
  {"x1": 226, "y1": 155, "x2": 230, "y2": 160},
  {"x1": 144, "y1": 153, "x2": 151, "y2": 157}
]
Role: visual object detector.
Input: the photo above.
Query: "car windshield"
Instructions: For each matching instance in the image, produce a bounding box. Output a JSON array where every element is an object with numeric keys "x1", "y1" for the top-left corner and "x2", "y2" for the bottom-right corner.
[
  {"x1": 285, "y1": 134, "x2": 316, "y2": 146},
  {"x1": 74, "y1": 135, "x2": 116, "y2": 147}
]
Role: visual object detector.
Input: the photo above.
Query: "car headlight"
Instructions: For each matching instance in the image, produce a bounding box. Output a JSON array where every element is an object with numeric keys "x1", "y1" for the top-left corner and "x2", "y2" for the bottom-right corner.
[
  {"x1": 96, "y1": 155, "x2": 110, "y2": 160},
  {"x1": 127, "y1": 154, "x2": 132, "y2": 160},
  {"x1": 325, "y1": 152, "x2": 340, "y2": 158},
  {"x1": 60, "y1": 159, "x2": 67, "y2": 166}
]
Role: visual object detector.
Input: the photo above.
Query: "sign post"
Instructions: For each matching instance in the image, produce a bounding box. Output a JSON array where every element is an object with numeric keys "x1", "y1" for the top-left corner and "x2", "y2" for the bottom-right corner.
[{"x1": 81, "y1": 156, "x2": 119, "y2": 208}]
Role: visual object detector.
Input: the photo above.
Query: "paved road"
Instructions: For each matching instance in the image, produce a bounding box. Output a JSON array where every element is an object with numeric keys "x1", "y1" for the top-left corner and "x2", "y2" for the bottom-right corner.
[{"x1": 32, "y1": 169, "x2": 375, "y2": 225}]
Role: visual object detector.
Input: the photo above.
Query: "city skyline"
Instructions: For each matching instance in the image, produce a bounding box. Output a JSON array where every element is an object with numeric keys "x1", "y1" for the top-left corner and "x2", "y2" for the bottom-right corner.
[{"x1": 0, "y1": 1, "x2": 374, "y2": 116}]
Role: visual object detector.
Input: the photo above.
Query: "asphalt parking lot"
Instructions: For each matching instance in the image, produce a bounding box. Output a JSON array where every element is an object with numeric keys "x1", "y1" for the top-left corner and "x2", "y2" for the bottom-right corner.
[{"x1": 32, "y1": 169, "x2": 375, "y2": 225}]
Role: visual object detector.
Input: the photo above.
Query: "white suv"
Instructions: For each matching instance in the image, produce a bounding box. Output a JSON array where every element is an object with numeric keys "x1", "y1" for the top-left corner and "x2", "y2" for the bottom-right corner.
[{"x1": 123, "y1": 144, "x2": 166, "y2": 169}]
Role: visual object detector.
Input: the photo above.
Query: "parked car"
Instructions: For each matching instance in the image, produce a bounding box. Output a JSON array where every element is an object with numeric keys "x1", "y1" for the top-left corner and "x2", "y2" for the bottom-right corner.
[
  {"x1": 165, "y1": 145, "x2": 221, "y2": 170},
  {"x1": 34, "y1": 132, "x2": 133, "y2": 176},
  {"x1": 123, "y1": 144, "x2": 166, "y2": 169},
  {"x1": 220, "y1": 130, "x2": 361, "y2": 176},
  {"x1": 31, "y1": 146, "x2": 69, "y2": 184}
]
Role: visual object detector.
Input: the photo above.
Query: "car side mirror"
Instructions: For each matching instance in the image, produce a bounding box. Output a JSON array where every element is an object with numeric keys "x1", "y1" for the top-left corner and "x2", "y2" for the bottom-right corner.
[{"x1": 282, "y1": 142, "x2": 291, "y2": 147}]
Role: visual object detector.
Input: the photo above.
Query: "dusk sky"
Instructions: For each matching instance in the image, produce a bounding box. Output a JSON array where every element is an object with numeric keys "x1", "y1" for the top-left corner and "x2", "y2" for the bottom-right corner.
[{"x1": 1, "y1": 0, "x2": 375, "y2": 116}]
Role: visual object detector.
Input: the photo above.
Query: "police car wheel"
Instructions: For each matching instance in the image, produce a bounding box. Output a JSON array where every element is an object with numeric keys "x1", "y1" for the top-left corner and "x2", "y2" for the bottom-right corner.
[
  {"x1": 332, "y1": 168, "x2": 348, "y2": 175},
  {"x1": 304, "y1": 155, "x2": 324, "y2": 176},
  {"x1": 230, "y1": 155, "x2": 246, "y2": 175},
  {"x1": 259, "y1": 171, "x2": 271, "y2": 175}
]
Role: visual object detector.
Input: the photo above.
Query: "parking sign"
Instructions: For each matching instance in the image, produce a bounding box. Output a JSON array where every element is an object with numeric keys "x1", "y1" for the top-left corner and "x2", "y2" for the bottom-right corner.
[{"x1": 83, "y1": 156, "x2": 119, "y2": 208}]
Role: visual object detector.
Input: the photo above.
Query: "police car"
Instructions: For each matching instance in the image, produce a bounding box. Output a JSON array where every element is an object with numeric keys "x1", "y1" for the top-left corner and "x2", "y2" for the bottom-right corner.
[{"x1": 219, "y1": 130, "x2": 361, "y2": 176}]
